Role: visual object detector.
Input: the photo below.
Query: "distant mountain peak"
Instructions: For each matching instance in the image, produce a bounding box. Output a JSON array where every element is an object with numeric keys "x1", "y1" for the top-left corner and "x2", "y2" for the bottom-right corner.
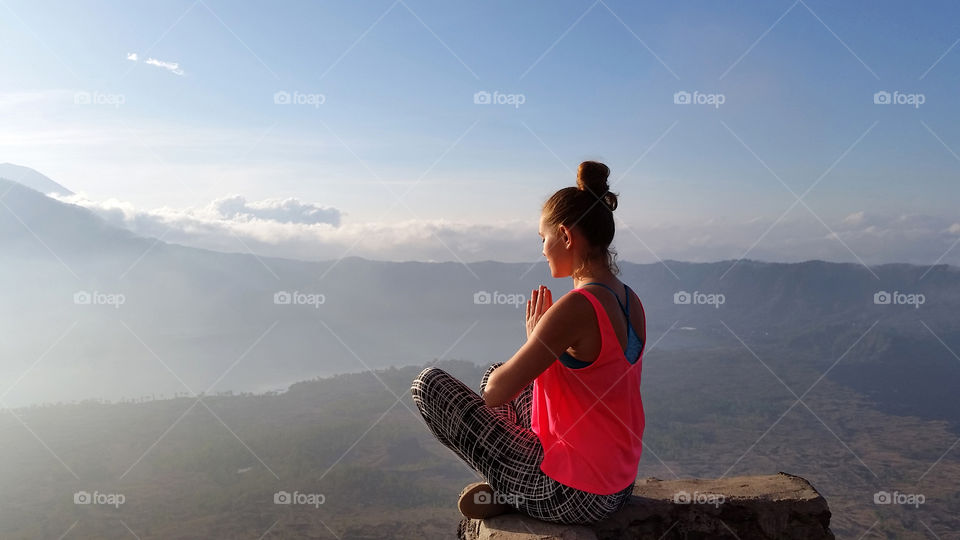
[{"x1": 0, "y1": 163, "x2": 73, "y2": 196}]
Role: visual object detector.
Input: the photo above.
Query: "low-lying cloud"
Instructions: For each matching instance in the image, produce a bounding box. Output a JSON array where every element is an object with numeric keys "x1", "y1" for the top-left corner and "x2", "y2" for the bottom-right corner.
[{"x1": 46, "y1": 193, "x2": 960, "y2": 268}]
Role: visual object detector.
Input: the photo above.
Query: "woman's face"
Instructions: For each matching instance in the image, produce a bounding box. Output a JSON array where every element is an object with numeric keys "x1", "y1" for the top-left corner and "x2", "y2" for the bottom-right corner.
[{"x1": 539, "y1": 214, "x2": 570, "y2": 278}]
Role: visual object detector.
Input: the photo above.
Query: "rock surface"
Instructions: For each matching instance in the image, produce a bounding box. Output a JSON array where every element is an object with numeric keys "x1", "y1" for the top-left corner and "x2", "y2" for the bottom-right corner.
[{"x1": 458, "y1": 472, "x2": 834, "y2": 540}]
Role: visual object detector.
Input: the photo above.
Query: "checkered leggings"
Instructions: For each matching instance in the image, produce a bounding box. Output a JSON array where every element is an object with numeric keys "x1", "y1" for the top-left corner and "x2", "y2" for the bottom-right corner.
[{"x1": 410, "y1": 362, "x2": 634, "y2": 525}]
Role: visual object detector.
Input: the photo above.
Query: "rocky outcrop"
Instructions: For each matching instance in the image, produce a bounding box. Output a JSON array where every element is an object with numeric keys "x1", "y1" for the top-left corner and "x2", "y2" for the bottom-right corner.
[{"x1": 458, "y1": 472, "x2": 834, "y2": 540}]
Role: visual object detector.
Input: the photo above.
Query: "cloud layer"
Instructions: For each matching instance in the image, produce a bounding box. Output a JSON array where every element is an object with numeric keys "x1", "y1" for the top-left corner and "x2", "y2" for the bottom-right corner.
[{"x1": 47, "y1": 193, "x2": 960, "y2": 269}]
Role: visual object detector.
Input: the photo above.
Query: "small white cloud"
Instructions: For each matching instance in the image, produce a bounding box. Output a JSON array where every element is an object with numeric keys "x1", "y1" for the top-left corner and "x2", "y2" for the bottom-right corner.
[
  {"x1": 145, "y1": 57, "x2": 184, "y2": 76},
  {"x1": 948, "y1": 223, "x2": 960, "y2": 235},
  {"x1": 126, "y1": 52, "x2": 138, "y2": 61}
]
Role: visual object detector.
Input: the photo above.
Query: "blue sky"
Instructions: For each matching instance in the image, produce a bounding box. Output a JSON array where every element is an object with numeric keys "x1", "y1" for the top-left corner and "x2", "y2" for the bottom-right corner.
[{"x1": 1, "y1": 0, "x2": 959, "y2": 266}]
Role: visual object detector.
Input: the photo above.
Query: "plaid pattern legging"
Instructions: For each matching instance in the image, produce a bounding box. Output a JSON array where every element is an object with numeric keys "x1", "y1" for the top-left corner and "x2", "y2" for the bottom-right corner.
[{"x1": 410, "y1": 362, "x2": 634, "y2": 525}]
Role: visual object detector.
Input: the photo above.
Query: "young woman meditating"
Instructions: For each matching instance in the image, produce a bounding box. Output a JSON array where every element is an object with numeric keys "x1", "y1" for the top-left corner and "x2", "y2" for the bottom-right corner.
[{"x1": 410, "y1": 160, "x2": 646, "y2": 525}]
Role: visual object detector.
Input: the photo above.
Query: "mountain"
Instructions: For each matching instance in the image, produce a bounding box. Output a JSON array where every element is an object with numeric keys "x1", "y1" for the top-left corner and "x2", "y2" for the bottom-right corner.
[
  {"x1": 0, "y1": 163, "x2": 74, "y2": 196},
  {"x1": 1, "y1": 174, "x2": 959, "y2": 432}
]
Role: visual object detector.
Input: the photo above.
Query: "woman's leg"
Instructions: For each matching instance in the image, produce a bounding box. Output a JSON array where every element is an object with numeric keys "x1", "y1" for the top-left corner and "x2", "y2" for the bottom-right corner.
[
  {"x1": 411, "y1": 366, "x2": 631, "y2": 525},
  {"x1": 410, "y1": 366, "x2": 550, "y2": 511},
  {"x1": 480, "y1": 362, "x2": 533, "y2": 429}
]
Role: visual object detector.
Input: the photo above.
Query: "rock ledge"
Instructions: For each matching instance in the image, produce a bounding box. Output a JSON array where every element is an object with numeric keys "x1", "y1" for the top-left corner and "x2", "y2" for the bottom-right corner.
[{"x1": 458, "y1": 472, "x2": 834, "y2": 540}]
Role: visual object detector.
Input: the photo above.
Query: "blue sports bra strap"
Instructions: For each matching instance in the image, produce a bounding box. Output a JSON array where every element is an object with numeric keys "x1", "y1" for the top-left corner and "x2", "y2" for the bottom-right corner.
[
  {"x1": 581, "y1": 281, "x2": 628, "y2": 316},
  {"x1": 624, "y1": 284, "x2": 630, "y2": 317}
]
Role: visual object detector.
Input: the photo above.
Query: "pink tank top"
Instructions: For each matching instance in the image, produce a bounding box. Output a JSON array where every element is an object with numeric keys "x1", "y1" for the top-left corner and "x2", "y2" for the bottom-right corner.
[{"x1": 530, "y1": 287, "x2": 646, "y2": 495}]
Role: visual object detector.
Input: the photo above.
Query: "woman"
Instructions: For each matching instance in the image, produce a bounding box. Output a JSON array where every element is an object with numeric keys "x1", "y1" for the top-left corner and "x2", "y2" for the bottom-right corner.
[{"x1": 410, "y1": 161, "x2": 646, "y2": 525}]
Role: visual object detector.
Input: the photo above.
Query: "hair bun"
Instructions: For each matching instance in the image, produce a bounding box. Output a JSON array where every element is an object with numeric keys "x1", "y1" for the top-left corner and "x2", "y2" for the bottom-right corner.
[{"x1": 576, "y1": 161, "x2": 617, "y2": 211}]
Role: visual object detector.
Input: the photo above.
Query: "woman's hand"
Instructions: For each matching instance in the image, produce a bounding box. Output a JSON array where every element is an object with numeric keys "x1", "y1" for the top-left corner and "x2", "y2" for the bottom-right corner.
[{"x1": 526, "y1": 285, "x2": 553, "y2": 340}]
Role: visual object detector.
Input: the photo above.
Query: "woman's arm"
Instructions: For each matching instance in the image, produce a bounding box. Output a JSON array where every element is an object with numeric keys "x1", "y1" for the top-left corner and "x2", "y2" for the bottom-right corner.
[{"x1": 482, "y1": 290, "x2": 585, "y2": 408}]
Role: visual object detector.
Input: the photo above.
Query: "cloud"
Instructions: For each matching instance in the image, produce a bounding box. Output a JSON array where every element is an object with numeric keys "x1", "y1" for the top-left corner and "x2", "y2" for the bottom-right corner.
[
  {"x1": 144, "y1": 57, "x2": 184, "y2": 76},
  {"x1": 43, "y1": 193, "x2": 960, "y2": 268},
  {"x1": 125, "y1": 51, "x2": 184, "y2": 75},
  {"x1": 212, "y1": 195, "x2": 341, "y2": 226}
]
